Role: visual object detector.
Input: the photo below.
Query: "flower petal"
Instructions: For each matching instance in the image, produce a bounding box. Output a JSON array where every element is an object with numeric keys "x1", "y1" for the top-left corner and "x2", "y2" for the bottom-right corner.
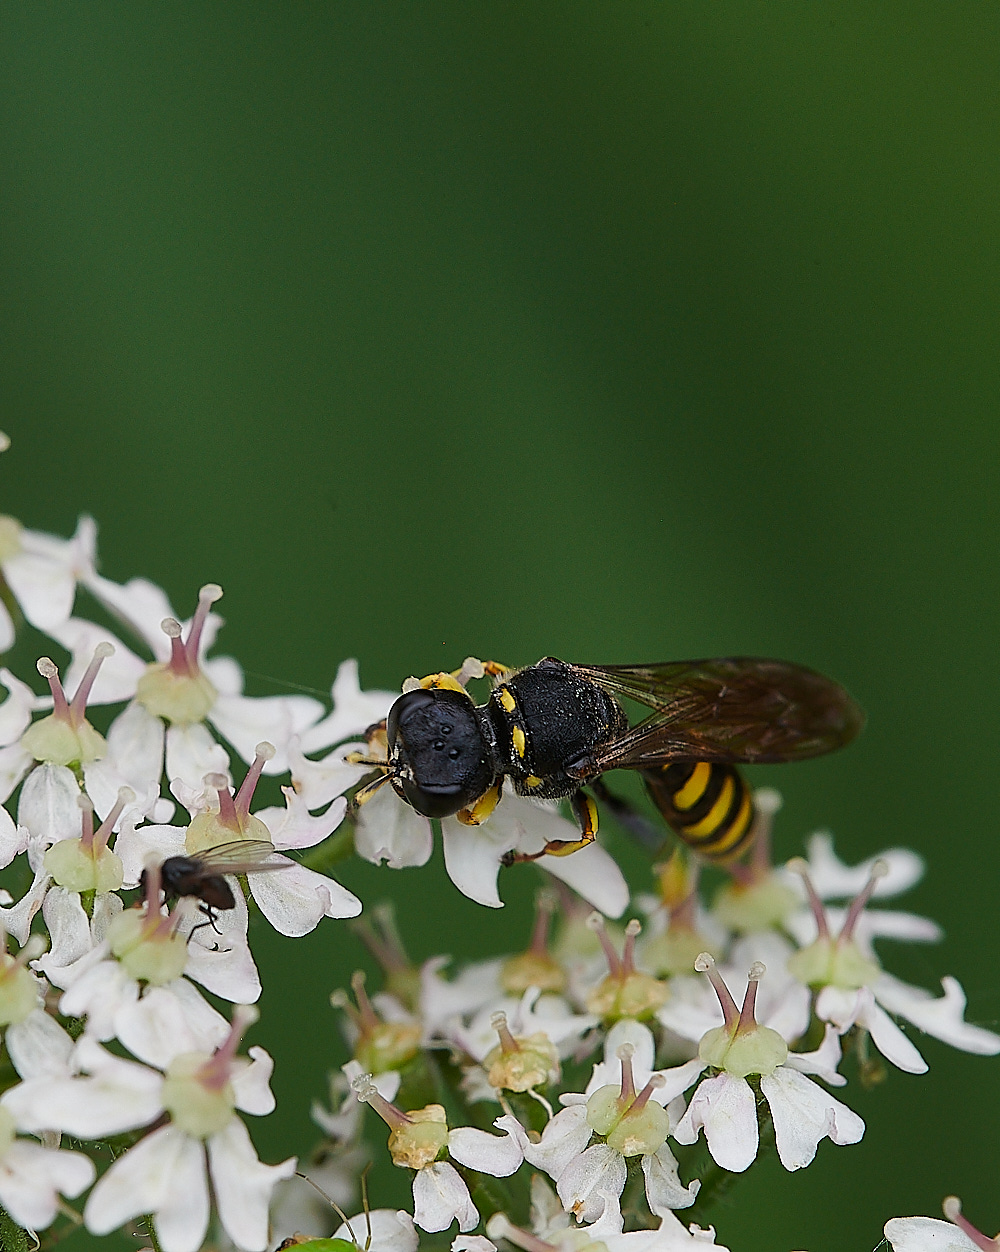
[
  {"x1": 783, "y1": 1021, "x2": 850, "y2": 1086},
  {"x1": 523, "y1": 1104, "x2": 594, "y2": 1181},
  {"x1": 356, "y1": 785, "x2": 434, "y2": 869},
  {"x1": 4, "y1": 1040, "x2": 163, "y2": 1137},
  {"x1": 85, "y1": 1124, "x2": 209, "y2": 1252},
  {"x1": 641, "y1": 1142, "x2": 700, "y2": 1216},
  {"x1": 800, "y1": 831, "x2": 925, "y2": 900},
  {"x1": 115, "y1": 983, "x2": 229, "y2": 1070},
  {"x1": 209, "y1": 689, "x2": 325, "y2": 775},
  {"x1": 440, "y1": 816, "x2": 516, "y2": 908},
  {"x1": 0, "y1": 1140, "x2": 95, "y2": 1231},
  {"x1": 412, "y1": 1162, "x2": 478, "y2": 1234},
  {"x1": 0, "y1": 669, "x2": 37, "y2": 749},
  {"x1": 556, "y1": 1143, "x2": 627, "y2": 1225},
  {"x1": 18, "y1": 763, "x2": 80, "y2": 847},
  {"x1": 333, "y1": 1209, "x2": 420, "y2": 1252},
  {"x1": 672, "y1": 1074, "x2": 758, "y2": 1174},
  {"x1": 760, "y1": 1066, "x2": 864, "y2": 1171},
  {"x1": 5, "y1": 1008, "x2": 74, "y2": 1080},
  {"x1": 447, "y1": 1120, "x2": 523, "y2": 1177},
  {"x1": 883, "y1": 1216, "x2": 981, "y2": 1251},
  {"x1": 166, "y1": 723, "x2": 232, "y2": 794},
  {"x1": 537, "y1": 840, "x2": 629, "y2": 919},
  {"x1": 208, "y1": 1116, "x2": 296, "y2": 1252},
  {"x1": 875, "y1": 974, "x2": 1000, "y2": 1056},
  {"x1": 232, "y1": 1046, "x2": 277, "y2": 1116},
  {"x1": 298, "y1": 659, "x2": 396, "y2": 755},
  {"x1": 257, "y1": 787, "x2": 347, "y2": 851},
  {"x1": 250, "y1": 861, "x2": 361, "y2": 935}
]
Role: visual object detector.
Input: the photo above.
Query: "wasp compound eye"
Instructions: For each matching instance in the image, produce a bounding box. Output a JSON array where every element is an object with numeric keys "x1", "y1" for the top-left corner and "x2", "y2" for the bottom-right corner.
[{"x1": 386, "y1": 687, "x2": 495, "y2": 819}]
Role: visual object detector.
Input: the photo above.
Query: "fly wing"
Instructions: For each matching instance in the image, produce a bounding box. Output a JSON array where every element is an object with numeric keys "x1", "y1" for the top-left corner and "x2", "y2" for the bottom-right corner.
[
  {"x1": 572, "y1": 658, "x2": 864, "y2": 770},
  {"x1": 194, "y1": 839, "x2": 294, "y2": 875}
]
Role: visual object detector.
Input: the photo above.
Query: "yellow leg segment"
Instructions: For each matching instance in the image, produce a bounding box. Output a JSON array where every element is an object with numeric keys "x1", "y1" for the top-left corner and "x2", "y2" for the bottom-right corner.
[
  {"x1": 458, "y1": 780, "x2": 503, "y2": 826},
  {"x1": 504, "y1": 790, "x2": 598, "y2": 862}
]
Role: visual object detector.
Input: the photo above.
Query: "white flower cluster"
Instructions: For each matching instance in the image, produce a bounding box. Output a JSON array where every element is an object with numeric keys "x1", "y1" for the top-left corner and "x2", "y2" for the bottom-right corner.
[
  {"x1": 0, "y1": 498, "x2": 993, "y2": 1252},
  {"x1": 297, "y1": 795, "x2": 999, "y2": 1252}
]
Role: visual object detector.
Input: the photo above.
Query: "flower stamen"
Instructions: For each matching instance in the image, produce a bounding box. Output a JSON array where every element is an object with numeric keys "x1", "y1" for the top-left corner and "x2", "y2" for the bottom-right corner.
[{"x1": 942, "y1": 1197, "x2": 999, "y2": 1252}]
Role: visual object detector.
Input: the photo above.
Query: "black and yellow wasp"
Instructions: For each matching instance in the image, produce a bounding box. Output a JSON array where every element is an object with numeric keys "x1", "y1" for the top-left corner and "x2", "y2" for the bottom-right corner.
[{"x1": 360, "y1": 656, "x2": 863, "y2": 864}]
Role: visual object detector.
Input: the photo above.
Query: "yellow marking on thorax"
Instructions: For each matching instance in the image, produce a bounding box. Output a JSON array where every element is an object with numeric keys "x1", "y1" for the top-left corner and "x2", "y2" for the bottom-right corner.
[
  {"x1": 498, "y1": 686, "x2": 517, "y2": 714},
  {"x1": 524, "y1": 774, "x2": 543, "y2": 788},
  {"x1": 511, "y1": 724, "x2": 527, "y2": 758},
  {"x1": 417, "y1": 671, "x2": 466, "y2": 693},
  {"x1": 684, "y1": 773, "x2": 735, "y2": 837},
  {"x1": 672, "y1": 761, "x2": 713, "y2": 811}
]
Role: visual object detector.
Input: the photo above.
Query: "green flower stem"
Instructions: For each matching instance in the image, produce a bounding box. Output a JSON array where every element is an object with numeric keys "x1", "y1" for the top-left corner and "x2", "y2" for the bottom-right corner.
[
  {"x1": 142, "y1": 1215, "x2": 164, "y2": 1252},
  {"x1": 302, "y1": 824, "x2": 356, "y2": 873},
  {"x1": 0, "y1": 1204, "x2": 28, "y2": 1252},
  {"x1": 450, "y1": 1162, "x2": 518, "y2": 1228},
  {"x1": 684, "y1": 1085, "x2": 775, "y2": 1226}
]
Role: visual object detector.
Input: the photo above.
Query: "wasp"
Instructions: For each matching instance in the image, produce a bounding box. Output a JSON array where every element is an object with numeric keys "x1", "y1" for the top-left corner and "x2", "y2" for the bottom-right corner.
[
  {"x1": 140, "y1": 839, "x2": 291, "y2": 932},
  {"x1": 358, "y1": 656, "x2": 863, "y2": 864}
]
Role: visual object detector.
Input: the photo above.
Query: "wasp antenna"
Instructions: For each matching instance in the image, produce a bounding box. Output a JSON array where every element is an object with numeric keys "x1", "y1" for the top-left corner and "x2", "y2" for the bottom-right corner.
[{"x1": 353, "y1": 772, "x2": 392, "y2": 808}]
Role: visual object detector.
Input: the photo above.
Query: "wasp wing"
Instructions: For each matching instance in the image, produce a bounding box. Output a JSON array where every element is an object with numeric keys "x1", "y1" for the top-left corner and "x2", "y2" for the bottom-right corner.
[
  {"x1": 570, "y1": 658, "x2": 864, "y2": 770},
  {"x1": 194, "y1": 839, "x2": 294, "y2": 875}
]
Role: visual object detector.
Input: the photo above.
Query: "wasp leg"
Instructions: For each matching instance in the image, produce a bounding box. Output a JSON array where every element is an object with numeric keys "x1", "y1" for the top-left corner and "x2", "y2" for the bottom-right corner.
[
  {"x1": 458, "y1": 779, "x2": 503, "y2": 826},
  {"x1": 589, "y1": 778, "x2": 667, "y2": 853},
  {"x1": 502, "y1": 789, "x2": 599, "y2": 864}
]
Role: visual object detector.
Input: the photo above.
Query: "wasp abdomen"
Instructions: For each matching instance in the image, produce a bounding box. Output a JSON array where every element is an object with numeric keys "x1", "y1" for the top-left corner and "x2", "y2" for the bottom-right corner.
[{"x1": 643, "y1": 760, "x2": 755, "y2": 863}]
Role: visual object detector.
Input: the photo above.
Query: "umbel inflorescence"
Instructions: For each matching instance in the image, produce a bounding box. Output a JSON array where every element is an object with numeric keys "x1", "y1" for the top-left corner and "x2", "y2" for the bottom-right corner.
[{"x1": 0, "y1": 477, "x2": 993, "y2": 1252}]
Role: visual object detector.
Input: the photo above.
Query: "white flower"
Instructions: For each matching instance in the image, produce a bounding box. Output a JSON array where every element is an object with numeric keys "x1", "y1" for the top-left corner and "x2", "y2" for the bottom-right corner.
[
  {"x1": 7, "y1": 1005, "x2": 294, "y2": 1252},
  {"x1": 352, "y1": 1076, "x2": 525, "y2": 1235},
  {"x1": 885, "y1": 1196, "x2": 997, "y2": 1251},
  {"x1": 669, "y1": 956, "x2": 863, "y2": 1173},
  {"x1": 0, "y1": 1104, "x2": 94, "y2": 1232},
  {"x1": 785, "y1": 859, "x2": 1000, "y2": 1072},
  {"x1": 0, "y1": 514, "x2": 96, "y2": 643},
  {"x1": 115, "y1": 751, "x2": 360, "y2": 939},
  {"x1": 544, "y1": 1021, "x2": 700, "y2": 1226},
  {"x1": 51, "y1": 577, "x2": 326, "y2": 785}
]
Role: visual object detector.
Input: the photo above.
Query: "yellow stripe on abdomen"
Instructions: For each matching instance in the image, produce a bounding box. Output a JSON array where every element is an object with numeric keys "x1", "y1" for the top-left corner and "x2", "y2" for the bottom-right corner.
[
  {"x1": 682, "y1": 773, "x2": 735, "y2": 838},
  {"x1": 672, "y1": 761, "x2": 713, "y2": 811}
]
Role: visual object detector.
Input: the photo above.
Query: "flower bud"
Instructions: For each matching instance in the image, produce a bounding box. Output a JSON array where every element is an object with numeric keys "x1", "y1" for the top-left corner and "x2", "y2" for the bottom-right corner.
[
  {"x1": 161, "y1": 1052, "x2": 236, "y2": 1138},
  {"x1": 108, "y1": 910, "x2": 188, "y2": 985},
  {"x1": 387, "y1": 1104, "x2": 449, "y2": 1170},
  {"x1": 137, "y1": 663, "x2": 217, "y2": 724},
  {"x1": 43, "y1": 838, "x2": 124, "y2": 894},
  {"x1": 483, "y1": 1015, "x2": 559, "y2": 1092}
]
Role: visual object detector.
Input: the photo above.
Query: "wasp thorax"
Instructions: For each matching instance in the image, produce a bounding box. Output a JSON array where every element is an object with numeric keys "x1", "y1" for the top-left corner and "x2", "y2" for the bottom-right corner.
[{"x1": 386, "y1": 687, "x2": 495, "y2": 819}]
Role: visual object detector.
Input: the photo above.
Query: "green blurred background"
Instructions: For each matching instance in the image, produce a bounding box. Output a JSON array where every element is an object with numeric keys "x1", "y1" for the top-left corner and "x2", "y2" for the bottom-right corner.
[{"x1": 2, "y1": 3, "x2": 999, "y2": 1248}]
